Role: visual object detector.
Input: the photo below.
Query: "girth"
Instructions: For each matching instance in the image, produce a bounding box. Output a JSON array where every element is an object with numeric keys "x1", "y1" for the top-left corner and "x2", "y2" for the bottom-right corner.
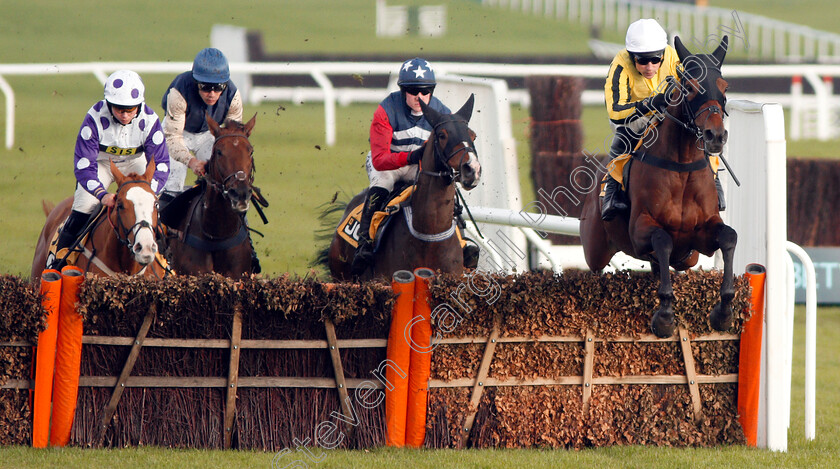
[{"x1": 632, "y1": 150, "x2": 709, "y2": 173}]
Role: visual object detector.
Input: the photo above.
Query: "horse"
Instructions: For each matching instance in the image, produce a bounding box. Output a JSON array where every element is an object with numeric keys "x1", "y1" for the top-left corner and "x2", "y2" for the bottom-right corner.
[
  {"x1": 579, "y1": 35, "x2": 737, "y2": 338},
  {"x1": 162, "y1": 114, "x2": 261, "y2": 278},
  {"x1": 31, "y1": 159, "x2": 168, "y2": 280},
  {"x1": 327, "y1": 94, "x2": 481, "y2": 281}
]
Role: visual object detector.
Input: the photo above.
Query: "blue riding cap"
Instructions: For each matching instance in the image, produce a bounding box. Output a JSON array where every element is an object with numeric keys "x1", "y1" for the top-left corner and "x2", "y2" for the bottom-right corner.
[
  {"x1": 192, "y1": 48, "x2": 230, "y2": 84},
  {"x1": 397, "y1": 58, "x2": 436, "y2": 87}
]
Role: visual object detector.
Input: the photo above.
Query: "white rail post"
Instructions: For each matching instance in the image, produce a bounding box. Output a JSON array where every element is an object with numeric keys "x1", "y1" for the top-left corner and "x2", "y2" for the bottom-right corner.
[
  {"x1": 785, "y1": 241, "x2": 817, "y2": 441},
  {"x1": 0, "y1": 74, "x2": 14, "y2": 149},
  {"x1": 309, "y1": 69, "x2": 336, "y2": 146}
]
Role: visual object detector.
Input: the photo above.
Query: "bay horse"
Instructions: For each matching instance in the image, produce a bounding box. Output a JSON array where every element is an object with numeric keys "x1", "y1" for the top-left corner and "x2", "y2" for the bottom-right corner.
[
  {"x1": 162, "y1": 114, "x2": 260, "y2": 277},
  {"x1": 580, "y1": 35, "x2": 736, "y2": 338},
  {"x1": 328, "y1": 94, "x2": 481, "y2": 281},
  {"x1": 31, "y1": 159, "x2": 167, "y2": 280}
]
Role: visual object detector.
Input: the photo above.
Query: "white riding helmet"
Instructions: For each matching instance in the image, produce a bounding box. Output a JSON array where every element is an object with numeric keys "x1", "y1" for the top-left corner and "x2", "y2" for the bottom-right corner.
[
  {"x1": 625, "y1": 19, "x2": 668, "y2": 55},
  {"x1": 104, "y1": 70, "x2": 145, "y2": 107}
]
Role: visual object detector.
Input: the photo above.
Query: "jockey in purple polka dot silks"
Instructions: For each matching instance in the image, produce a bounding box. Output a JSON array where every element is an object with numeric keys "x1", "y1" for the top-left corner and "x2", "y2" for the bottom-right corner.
[
  {"x1": 160, "y1": 48, "x2": 242, "y2": 193},
  {"x1": 47, "y1": 70, "x2": 169, "y2": 271}
]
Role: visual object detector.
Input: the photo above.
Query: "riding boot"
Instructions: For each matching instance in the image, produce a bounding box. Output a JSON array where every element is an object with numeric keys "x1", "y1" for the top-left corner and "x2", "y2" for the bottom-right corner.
[
  {"x1": 601, "y1": 176, "x2": 629, "y2": 221},
  {"x1": 601, "y1": 126, "x2": 635, "y2": 221},
  {"x1": 47, "y1": 210, "x2": 89, "y2": 271},
  {"x1": 715, "y1": 176, "x2": 726, "y2": 211},
  {"x1": 351, "y1": 187, "x2": 389, "y2": 275}
]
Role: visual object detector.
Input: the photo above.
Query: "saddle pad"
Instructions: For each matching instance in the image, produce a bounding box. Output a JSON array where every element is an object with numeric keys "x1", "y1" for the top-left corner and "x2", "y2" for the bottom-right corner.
[
  {"x1": 159, "y1": 181, "x2": 205, "y2": 228},
  {"x1": 336, "y1": 186, "x2": 415, "y2": 248}
]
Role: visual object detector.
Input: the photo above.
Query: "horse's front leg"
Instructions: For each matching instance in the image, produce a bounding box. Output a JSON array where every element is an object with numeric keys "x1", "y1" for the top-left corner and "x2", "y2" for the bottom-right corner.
[
  {"x1": 648, "y1": 227, "x2": 676, "y2": 338},
  {"x1": 709, "y1": 223, "x2": 738, "y2": 331}
]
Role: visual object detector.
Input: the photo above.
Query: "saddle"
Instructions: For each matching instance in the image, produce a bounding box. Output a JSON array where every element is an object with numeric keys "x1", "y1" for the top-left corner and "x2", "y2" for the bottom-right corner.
[
  {"x1": 46, "y1": 207, "x2": 106, "y2": 268},
  {"x1": 336, "y1": 185, "x2": 467, "y2": 250},
  {"x1": 600, "y1": 121, "x2": 721, "y2": 197}
]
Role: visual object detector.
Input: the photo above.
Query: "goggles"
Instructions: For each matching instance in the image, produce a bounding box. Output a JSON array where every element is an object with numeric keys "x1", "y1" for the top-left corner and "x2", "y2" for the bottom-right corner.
[
  {"x1": 197, "y1": 82, "x2": 228, "y2": 93},
  {"x1": 402, "y1": 86, "x2": 434, "y2": 96},
  {"x1": 634, "y1": 55, "x2": 663, "y2": 65},
  {"x1": 111, "y1": 104, "x2": 139, "y2": 113}
]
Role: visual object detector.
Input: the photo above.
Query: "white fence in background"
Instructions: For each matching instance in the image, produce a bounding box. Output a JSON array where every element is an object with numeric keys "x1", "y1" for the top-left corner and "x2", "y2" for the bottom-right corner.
[
  {"x1": 3, "y1": 61, "x2": 840, "y2": 150},
  {"x1": 481, "y1": 0, "x2": 840, "y2": 63},
  {"x1": 0, "y1": 60, "x2": 817, "y2": 450}
]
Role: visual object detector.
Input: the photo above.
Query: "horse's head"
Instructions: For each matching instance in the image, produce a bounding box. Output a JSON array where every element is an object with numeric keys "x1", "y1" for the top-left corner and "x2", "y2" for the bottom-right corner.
[
  {"x1": 110, "y1": 158, "x2": 159, "y2": 266},
  {"x1": 206, "y1": 113, "x2": 257, "y2": 213},
  {"x1": 672, "y1": 35, "x2": 729, "y2": 155},
  {"x1": 419, "y1": 94, "x2": 481, "y2": 190}
]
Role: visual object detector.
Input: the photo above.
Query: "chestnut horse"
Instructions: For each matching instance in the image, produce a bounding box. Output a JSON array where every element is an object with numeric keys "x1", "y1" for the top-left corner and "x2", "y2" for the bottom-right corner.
[
  {"x1": 163, "y1": 114, "x2": 260, "y2": 277},
  {"x1": 580, "y1": 35, "x2": 736, "y2": 338},
  {"x1": 31, "y1": 159, "x2": 167, "y2": 280},
  {"x1": 328, "y1": 95, "x2": 481, "y2": 281}
]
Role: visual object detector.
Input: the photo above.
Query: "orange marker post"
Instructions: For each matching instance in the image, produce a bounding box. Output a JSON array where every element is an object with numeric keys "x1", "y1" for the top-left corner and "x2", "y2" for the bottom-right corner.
[
  {"x1": 32, "y1": 269, "x2": 63, "y2": 448},
  {"x1": 405, "y1": 267, "x2": 434, "y2": 448},
  {"x1": 385, "y1": 270, "x2": 415, "y2": 447},
  {"x1": 49, "y1": 266, "x2": 85, "y2": 447},
  {"x1": 739, "y1": 263, "x2": 766, "y2": 446}
]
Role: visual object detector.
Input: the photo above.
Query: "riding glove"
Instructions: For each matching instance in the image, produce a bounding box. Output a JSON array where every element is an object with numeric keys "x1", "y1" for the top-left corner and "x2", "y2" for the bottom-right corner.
[
  {"x1": 407, "y1": 147, "x2": 424, "y2": 165},
  {"x1": 637, "y1": 93, "x2": 668, "y2": 115}
]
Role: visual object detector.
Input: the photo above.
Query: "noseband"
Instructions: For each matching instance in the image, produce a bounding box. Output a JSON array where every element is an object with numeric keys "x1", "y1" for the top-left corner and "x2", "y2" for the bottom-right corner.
[
  {"x1": 108, "y1": 178, "x2": 157, "y2": 251},
  {"x1": 663, "y1": 64, "x2": 727, "y2": 146},
  {"x1": 208, "y1": 133, "x2": 255, "y2": 200},
  {"x1": 420, "y1": 118, "x2": 476, "y2": 185}
]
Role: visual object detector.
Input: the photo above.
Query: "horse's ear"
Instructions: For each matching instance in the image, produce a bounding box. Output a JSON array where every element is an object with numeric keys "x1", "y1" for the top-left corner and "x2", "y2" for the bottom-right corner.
[
  {"x1": 143, "y1": 157, "x2": 156, "y2": 182},
  {"x1": 206, "y1": 112, "x2": 222, "y2": 137},
  {"x1": 110, "y1": 159, "x2": 125, "y2": 184},
  {"x1": 420, "y1": 98, "x2": 441, "y2": 126},
  {"x1": 712, "y1": 35, "x2": 729, "y2": 65},
  {"x1": 674, "y1": 35, "x2": 690, "y2": 62},
  {"x1": 455, "y1": 94, "x2": 475, "y2": 122},
  {"x1": 243, "y1": 113, "x2": 257, "y2": 137}
]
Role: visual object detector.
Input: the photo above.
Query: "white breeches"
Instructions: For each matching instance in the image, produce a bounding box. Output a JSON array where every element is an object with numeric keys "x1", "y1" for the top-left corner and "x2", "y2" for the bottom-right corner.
[
  {"x1": 366, "y1": 152, "x2": 417, "y2": 192},
  {"x1": 163, "y1": 130, "x2": 215, "y2": 192},
  {"x1": 72, "y1": 156, "x2": 148, "y2": 214}
]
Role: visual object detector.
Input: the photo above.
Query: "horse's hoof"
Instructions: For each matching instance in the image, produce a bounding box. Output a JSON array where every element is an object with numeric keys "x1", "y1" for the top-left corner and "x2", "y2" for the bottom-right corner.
[
  {"x1": 709, "y1": 302, "x2": 732, "y2": 332},
  {"x1": 650, "y1": 310, "x2": 676, "y2": 338}
]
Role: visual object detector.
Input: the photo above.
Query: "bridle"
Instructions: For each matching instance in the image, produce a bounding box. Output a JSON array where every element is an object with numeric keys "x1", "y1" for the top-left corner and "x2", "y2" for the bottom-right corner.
[
  {"x1": 662, "y1": 63, "x2": 727, "y2": 150},
  {"x1": 108, "y1": 178, "x2": 157, "y2": 252},
  {"x1": 419, "y1": 117, "x2": 477, "y2": 185},
  {"x1": 207, "y1": 133, "x2": 255, "y2": 201}
]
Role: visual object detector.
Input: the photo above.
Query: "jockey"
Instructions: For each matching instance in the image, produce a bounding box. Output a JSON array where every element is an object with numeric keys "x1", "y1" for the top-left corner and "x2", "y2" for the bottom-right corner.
[
  {"x1": 603, "y1": 18, "x2": 691, "y2": 221},
  {"x1": 160, "y1": 48, "x2": 260, "y2": 274},
  {"x1": 350, "y1": 58, "x2": 451, "y2": 275},
  {"x1": 161, "y1": 47, "x2": 243, "y2": 193},
  {"x1": 47, "y1": 70, "x2": 170, "y2": 271}
]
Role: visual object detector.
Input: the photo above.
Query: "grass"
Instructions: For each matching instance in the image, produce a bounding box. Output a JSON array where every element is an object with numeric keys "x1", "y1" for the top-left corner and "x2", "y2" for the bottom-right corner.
[{"x1": 1, "y1": 0, "x2": 839, "y2": 466}]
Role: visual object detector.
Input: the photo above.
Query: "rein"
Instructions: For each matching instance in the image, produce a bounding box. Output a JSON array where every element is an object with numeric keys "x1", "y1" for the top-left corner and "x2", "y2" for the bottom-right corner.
[
  {"x1": 108, "y1": 178, "x2": 157, "y2": 250},
  {"x1": 419, "y1": 118, "x2": 476, "y2": 184},
  {"x1": 407, "y1": 117, "x2": 476, "y2": 242},
  {"x1": 207, "y1": 133, "x2": 255, "y2": 200},
  {"x1": 83, "y1": 178, "x2": 169, "y2": 278}
]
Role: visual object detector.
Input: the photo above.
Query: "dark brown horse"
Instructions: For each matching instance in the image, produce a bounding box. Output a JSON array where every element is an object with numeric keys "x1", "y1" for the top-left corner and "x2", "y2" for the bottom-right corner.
[
  {"x1": 163, "y1": 114, "x2": 260, "y2": 277},
  {"x1": 328, "y1": 95, "x2": 481, "y2": 281},
  {"x1": 580, "y1": 35, "x2": 736, "y2": 338},
  {"x1": 31, "y1": 159, "x2": 168, "y2": 280}
]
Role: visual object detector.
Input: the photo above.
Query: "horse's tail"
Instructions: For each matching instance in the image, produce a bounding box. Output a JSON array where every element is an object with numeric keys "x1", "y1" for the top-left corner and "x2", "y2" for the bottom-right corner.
[
  {"x1": 309, "y1": 193, "x2": 351, "y2": 270},
  {"x1": 42, "y1": 200, "x2": 55, "y2": 217}
]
